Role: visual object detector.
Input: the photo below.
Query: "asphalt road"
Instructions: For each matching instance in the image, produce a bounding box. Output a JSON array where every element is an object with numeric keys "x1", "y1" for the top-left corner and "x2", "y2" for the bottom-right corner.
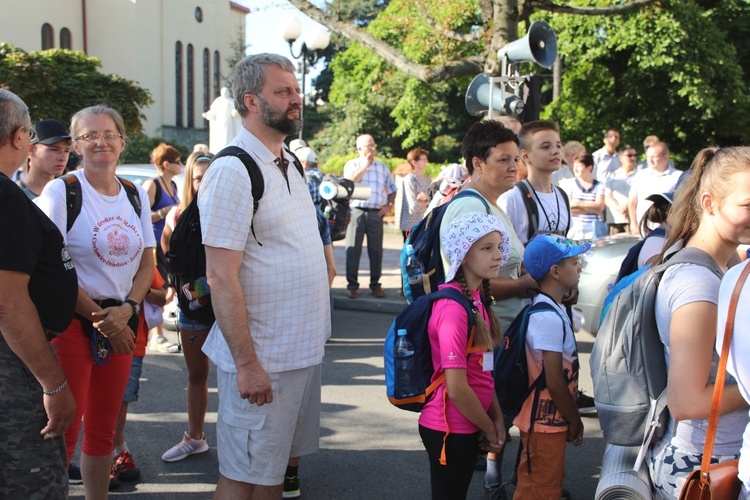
[{"x1": 69, "y1": 309, "x2": 606, "y2": 499}]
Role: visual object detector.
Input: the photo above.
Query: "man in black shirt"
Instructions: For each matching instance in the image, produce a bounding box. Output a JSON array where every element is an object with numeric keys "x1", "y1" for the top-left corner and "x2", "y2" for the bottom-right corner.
[{"x1": 0, "y1": 89, "x2": 78, "y2": 497}]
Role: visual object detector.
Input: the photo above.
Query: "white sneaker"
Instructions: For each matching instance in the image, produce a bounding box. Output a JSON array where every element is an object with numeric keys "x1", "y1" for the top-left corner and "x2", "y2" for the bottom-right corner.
[
  {"x1": 161, "y1": 431, "x2": 209, "y2": 462},
  {"x1": 149, "y1": 335, "x2": 176, "y2": 353}
]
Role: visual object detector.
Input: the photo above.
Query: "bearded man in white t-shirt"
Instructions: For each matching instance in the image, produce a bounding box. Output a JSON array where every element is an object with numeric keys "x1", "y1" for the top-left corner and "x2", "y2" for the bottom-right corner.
[{"x1": 198, "y1": 53, "x2": 330, "y2": 498}]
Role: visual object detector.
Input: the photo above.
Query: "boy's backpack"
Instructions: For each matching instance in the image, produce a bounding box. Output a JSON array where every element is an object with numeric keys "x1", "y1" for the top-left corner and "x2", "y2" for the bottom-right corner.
[
  {"x1": 166, "y1": 146, "x2": 303, "y2": 325},
  {"x1": 590, "y1": 247, "x2": 724, "y2": 447},
  {"x1": 320, "y1": 174, "x2": 352, "y2": 242},
  {"x1": 516, "y1": 180, "x2": 571, "y2": 243},
  {"x1": 614, "y1": 226, "x2": 666, "y2": 284},
  {"x1": 494, "y1": 300, "x2": 566, "y2": 423},
  {"x1": 384, "y1": 287, "x2": 483, "y2": 412},
  {"x1": 62, "y1": 174, "x2": 142, "y2": 232},
  {"x1": 401, "y1": 190, "x2": 490, "y2": 302}
]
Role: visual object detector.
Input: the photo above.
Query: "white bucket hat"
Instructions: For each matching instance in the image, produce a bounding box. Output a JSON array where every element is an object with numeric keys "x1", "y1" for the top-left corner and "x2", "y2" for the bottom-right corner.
[{"x1": 441, "y1": 211, "x2": 512, "y2": 283}]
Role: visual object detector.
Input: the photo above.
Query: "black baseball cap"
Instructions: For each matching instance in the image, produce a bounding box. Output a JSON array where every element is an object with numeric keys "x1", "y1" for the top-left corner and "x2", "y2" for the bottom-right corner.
[{"x1": 30, "y1": 119, "x2": 71, "y2": 145}]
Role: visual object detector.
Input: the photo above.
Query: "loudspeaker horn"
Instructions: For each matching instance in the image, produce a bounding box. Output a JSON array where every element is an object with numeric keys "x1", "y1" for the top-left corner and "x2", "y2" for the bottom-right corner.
[
  {"x1": 465, "y1": 74, "x2": 506, "y2": 117},
  {"x1": 501, "y1": 20, "x2": 557, "y2": 68}
]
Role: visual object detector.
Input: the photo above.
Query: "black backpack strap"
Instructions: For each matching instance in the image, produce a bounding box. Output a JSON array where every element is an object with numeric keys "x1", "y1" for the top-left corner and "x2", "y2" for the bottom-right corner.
[
  {"x1": 515, "y1": 180, "x2": 539, "y2": 242},
  {"x1": 150, "y1": 177, "x2": 162, "y2": 210},
  {"x1": 118, "y1": 177, "x2": 142, "y2": 218},
  {"x1": 284, "y1": 148, "x2": 305, "y2": 179},
  {"x1": 210, "y1": 146, "x2": 265, "y2": 245},
  {"x1": 62, "y1": 174, "x2": 82, "y2": 233},
  {"x1": 62, "y1": 174, "x2": 142, "y2": 232},
  {"x1": 555, "y1": 185, "x2": 571, "y2": 234},
  {"x1": 451, "y1": 189, "x2": 491, "y2": 214}
]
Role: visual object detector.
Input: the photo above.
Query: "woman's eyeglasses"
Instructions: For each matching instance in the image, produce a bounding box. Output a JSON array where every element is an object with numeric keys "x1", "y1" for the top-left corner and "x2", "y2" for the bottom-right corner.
[{"x1": 75, "y1": 133, "x2": 123, "y2": 142}]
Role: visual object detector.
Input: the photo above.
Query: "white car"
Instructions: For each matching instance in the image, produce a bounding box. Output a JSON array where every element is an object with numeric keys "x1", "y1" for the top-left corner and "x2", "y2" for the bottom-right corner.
[
  {"x1": 574, "y1": 234, "x2": 640, "y2": 335},
  {"x1": 115, "y1": 164, "x2": 184, "y2": 200}
]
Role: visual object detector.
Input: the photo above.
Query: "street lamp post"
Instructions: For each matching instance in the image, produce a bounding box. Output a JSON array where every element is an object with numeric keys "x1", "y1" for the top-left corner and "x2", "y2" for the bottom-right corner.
[{"x1": 278, "y1": 15, "x2": 330, "y2": 140}]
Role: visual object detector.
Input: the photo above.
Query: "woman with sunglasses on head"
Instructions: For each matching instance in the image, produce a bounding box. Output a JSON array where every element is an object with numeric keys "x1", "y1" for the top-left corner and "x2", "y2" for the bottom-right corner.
[
  {"x1": 159, "y1": 150, "x2": 215, "y2": 463},
  {"x1": 35, "y1": 105, "x2": 155, "y2": 498}
]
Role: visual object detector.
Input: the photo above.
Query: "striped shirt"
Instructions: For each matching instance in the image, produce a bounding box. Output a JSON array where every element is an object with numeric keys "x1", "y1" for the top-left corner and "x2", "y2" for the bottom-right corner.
[{"x1": 343, "y1": 158, "x2": 397, "y2": 209}]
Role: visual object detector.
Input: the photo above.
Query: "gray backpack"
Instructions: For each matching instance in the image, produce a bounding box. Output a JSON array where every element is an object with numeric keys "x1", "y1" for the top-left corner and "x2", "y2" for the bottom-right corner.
[{"x1": 589, "y1": 247, "x2": 723, "y2": 447}]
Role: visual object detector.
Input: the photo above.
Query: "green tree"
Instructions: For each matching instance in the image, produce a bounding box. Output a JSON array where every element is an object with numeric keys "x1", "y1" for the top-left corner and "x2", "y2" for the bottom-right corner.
[
  {"x1": 295, "y1": 0, "x2": 749, "y2": 161},
  {"x1": 541, "y1": 0, "x2": 750, "y2": 157},
  {"x1": 0, "y1": 44, "x2": 152, "y2": 136}
]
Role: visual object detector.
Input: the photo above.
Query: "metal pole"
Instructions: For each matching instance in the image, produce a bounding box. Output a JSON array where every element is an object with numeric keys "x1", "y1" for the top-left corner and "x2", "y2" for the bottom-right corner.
[{"x1": 299, "y1": 48, "x2": 306, "y2": 140}]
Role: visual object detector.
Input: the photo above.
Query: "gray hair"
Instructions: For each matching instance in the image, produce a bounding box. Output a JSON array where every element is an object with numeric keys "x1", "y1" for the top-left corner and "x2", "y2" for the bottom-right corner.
[
  {"x1": 0, "y1": 89, "x2": 30, "y2": 147},
  {"x1": 231, "y1": 53, "x2": 296, "y2": 118},
  {"x1": 70, "y1": 105, "x2": 128, "y2": 141}
]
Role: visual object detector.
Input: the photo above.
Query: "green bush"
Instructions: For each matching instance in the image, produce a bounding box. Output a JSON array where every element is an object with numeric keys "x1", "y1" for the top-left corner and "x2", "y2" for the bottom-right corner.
[
  {"x1": 321, "y1": 154, "x2": 409, "y2": 175},
  {"x1": 120, "y1": 134, "x2": 188, "y2": 165}
]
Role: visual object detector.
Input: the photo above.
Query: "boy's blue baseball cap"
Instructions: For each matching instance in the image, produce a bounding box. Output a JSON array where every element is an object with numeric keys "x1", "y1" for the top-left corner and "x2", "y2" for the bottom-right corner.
[{"x1": 523, "y1": 234, "x2": 591, "y2": 282}]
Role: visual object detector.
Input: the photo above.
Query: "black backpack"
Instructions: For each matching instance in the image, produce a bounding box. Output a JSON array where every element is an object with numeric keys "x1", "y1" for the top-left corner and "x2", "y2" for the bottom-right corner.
[
  {"x1": 62, "y1": 174, "x2": 142, "y2": 232},
  {"x1": 320, "y1": 174, "x2": 352, "y2": 242},
  {"x1": 515, "y1": 180, "x2": 571, "y2": 243},
  {"x1": 166, "y1": 146, "x2": 303, "y2": 325}
]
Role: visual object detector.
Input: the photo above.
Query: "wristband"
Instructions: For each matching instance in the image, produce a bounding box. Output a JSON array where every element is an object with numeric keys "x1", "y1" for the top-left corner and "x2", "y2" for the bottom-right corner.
[{"x1": 43, "y1": 378, "x2": 67, "y2": 396}]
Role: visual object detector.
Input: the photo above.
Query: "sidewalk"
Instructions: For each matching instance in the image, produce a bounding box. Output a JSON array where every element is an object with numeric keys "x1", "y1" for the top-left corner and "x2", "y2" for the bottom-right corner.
[{"x1": 331, "y1": 222, "x2": 408, "y2": 315}]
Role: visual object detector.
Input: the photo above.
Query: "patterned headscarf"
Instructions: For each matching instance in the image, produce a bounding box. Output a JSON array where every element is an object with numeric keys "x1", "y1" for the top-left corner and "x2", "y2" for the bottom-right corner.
[{"x1": 441, "y1": 211, "x2": 512, "y2": 283}]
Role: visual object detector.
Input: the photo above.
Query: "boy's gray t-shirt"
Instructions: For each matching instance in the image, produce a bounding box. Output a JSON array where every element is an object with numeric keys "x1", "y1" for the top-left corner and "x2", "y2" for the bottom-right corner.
[{"x1": 654, "y1": 262, "x2": 748, "y2": 456}]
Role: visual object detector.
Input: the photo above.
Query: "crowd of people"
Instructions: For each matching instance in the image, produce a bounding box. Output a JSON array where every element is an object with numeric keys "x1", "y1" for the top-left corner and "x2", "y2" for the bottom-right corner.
[{"x1": 2, "y1": 49, "x2": 750, "y2": 500}]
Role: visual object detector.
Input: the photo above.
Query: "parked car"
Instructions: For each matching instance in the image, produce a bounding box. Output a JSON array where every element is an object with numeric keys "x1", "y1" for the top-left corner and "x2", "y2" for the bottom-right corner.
[
  {"x1": 116, "y1": 164, "x2": 184, "y2": 200},
  {"x1": 574, "y1": 233, "x2": 640, "y2": 335}
]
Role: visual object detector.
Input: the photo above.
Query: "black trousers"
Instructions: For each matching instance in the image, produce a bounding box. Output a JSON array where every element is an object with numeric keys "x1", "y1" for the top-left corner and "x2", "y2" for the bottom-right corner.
[{"x1": 419, "y1": 425, "x2": 480, "y2": 500}]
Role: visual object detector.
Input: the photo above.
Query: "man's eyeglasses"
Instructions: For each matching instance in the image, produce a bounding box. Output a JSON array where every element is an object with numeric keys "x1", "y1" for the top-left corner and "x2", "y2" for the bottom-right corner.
[
  {"x1": 75, "y1": 133, "x2": 123, "y2": 142},
  {"x1": 361, "y1": 144, "x2": 377, "y2": 149},
  {"x1": 622, "y1": 153, "x2": 638, "y2": 158}
]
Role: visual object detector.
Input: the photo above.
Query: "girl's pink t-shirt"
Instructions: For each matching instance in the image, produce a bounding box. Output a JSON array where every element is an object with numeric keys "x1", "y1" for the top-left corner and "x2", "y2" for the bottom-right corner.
[{"x1": 418, "y1": 283, "x2": 495, "y2": 434}]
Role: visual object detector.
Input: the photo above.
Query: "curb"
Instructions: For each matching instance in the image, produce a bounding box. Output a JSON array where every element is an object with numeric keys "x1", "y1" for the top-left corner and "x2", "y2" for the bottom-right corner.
[{"x1": 331, "y1": 289, "x2": 407, "y2": 315}]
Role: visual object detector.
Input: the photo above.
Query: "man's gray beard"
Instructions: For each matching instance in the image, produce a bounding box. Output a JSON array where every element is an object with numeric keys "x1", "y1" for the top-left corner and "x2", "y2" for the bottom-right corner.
[{"x1": 258, "y1": 96, "x2": 302, "y2": 136}]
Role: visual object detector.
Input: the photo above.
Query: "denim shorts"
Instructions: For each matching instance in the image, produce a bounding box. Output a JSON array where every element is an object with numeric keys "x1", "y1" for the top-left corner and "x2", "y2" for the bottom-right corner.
[
  {"x1": 122, "y1": 355, "x2": 144, "y2": 403},
  {"x1": 177, "y1": 310, "x2": 212, "y2": 331}
]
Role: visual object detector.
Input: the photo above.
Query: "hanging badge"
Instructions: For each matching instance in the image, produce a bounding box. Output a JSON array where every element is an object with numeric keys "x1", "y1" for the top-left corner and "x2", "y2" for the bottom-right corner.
[{"x1": 483, "y1": 351, "x2": 493, "y2": 371}]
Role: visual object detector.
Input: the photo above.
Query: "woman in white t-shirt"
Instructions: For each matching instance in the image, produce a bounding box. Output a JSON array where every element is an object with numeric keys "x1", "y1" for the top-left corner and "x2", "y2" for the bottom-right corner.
[
  {"x1": 717, "y1": 259, "x2": 750, "y2": 499},
  {"x1": 647, "y1": 147, "x2": 750, "y2": 499},
  {"x1": 35, "y1": 105, "x2": 155, "y2": 497}
]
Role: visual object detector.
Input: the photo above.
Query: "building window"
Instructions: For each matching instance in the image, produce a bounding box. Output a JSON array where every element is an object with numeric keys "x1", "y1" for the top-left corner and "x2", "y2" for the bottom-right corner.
[
  {"x1": 60, "y1": 28, "x2": 72, "y2": 49},
  {"x1": 42, "y1": 23, "x2": 54, "y2": 49},
  {"x1": 195, "y1": 7, "x2": 203, "y2": 23},
  {"x1": 203, "y1": 48, "x2": 210, "y2": 128},
  {"x1": 175, "y1": 41, "x2": 183, "y2": 127},
  {"x1": 213, "y1": 51, "x2": 221, "y2": 98},
  {"x1": 187, "y1": 44, "x2": 194, "y2": 128}
]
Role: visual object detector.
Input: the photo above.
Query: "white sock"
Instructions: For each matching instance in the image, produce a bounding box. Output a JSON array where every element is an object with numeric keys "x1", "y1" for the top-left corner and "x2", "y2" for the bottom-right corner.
[{"x1": 115, "y1": 442, "x2": 129, "y2": 455}]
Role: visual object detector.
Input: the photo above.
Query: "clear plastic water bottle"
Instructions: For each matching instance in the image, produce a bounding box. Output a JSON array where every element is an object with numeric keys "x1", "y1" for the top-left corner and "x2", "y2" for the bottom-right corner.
[
  {"x1": 405, "y1": 244, "x2": 424, "y2": 285},
  {"x1": 396, "y1": 329, "x2": 417, "y2": 397}
]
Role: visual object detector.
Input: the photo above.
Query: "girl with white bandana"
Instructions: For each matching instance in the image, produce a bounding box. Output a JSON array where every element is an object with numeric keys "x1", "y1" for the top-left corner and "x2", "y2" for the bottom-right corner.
[{"x1": 418, "y1": 211, "x2": 511, "y2": 499}]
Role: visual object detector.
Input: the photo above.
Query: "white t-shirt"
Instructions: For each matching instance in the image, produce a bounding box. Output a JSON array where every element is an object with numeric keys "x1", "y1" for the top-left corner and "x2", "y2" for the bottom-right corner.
[
  {"x1": 628, "y1": 166, "x2": 682, "y2": 225},
  {"x1": 499, "y1": 185, "x2": 571, "y2": 245},
  {"x1": 35, "y1": 169, "x2": 155, "y2": 302},
  {"x1": 716, "y1": 261, "x2": 750, "y2": 491},
  {"x1": 605, "y1": 169, "x2": 635, "y2": 225},
  {"x1": 198, "y1": 127, "x2": 330, "y2": 374},
  {"x1": 593, "y1": 147, "x2": 621, "y2": 181},
  {"x1": 654, "y1": 261, "x2": 748, "y2": 456}
]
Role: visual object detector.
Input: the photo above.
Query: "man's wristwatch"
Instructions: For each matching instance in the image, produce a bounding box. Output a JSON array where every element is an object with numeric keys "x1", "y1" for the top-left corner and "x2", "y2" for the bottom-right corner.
[
  {"x1": 125, "y1": 299, "x2": 141, "y2": 316},
  {"x1": 387, "y1": 202, "x2": 393, "y2": 206}
]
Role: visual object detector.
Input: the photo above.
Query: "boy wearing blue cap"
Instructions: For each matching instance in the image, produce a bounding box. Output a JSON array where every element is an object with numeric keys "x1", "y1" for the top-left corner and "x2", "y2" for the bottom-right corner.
[{"x1": 513, "y1": 234, "x2": 590, "y2": 499}]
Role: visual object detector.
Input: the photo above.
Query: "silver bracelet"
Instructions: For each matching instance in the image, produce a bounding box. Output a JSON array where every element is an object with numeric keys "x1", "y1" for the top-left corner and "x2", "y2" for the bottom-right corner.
[{"x1": 43, "y1": 378, "x2": 67, "y2": 396}]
